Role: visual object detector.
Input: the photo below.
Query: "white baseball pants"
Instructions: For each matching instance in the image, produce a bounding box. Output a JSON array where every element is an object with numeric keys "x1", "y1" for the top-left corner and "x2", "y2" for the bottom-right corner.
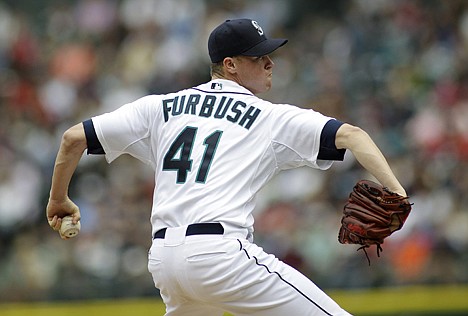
[{"x1": 147, "y1": 226, "x2": 352, "y2": 316}]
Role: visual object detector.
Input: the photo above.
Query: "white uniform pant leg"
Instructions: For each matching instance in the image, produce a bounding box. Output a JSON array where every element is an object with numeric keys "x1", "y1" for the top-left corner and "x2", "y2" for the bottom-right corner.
[
  {"x1": 147, "y1": 227, "x2": 225, "y2": 316},
  {"x1": 230, "y1": 239, "x2": 352, "y2": 316},
  {"x1": 148, "y1": 230, "x2": 351, "y2": 316}
]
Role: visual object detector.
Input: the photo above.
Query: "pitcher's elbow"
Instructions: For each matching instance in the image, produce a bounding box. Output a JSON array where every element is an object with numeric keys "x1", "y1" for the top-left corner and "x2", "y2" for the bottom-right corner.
[
  {"x1": 335, "y1": 124, "x2": 367, "y2": 149},
  {"x1": 62, "y1": 124, "x2": 87, "y2": 152}
]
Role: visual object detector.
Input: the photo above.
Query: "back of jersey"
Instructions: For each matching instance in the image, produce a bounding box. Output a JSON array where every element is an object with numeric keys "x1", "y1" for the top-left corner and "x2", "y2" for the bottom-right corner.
[
  {"x1": 152, "y1": 79, "x2": 273, "y2": 231},
  {"x1": 91, "y1": 78, "x2": 333, "y2": 235}
]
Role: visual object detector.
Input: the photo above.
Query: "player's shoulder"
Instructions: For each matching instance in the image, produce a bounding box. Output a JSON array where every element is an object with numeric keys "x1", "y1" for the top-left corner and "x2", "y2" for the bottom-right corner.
[
  {"x1": 128, "y1": 91, "x2": 183, "y2": 109},
  {"x1": 127, "y1": 94, "x2": 164, "y2": 106},
  {"x1": 259, "y1": 100, "x2": 308, "y2": 116}
]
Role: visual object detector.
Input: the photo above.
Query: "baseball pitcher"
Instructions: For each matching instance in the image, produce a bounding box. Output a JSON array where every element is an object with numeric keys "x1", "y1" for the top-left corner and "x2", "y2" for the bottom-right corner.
[{"x1": 47, "y1": 19, "x2": 409, "y2": 315}]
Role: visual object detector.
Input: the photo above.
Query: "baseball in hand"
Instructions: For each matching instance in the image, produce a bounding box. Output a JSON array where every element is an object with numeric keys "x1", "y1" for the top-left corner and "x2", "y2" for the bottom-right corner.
[{"x1": 60, "y1": 216, "x2": 81, "y2": 238}]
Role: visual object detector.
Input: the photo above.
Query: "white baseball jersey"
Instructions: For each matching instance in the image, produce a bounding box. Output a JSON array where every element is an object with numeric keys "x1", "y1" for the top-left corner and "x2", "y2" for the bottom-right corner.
[{"x1": 86, "y1": 79, "x2": 345, "y2": 239}]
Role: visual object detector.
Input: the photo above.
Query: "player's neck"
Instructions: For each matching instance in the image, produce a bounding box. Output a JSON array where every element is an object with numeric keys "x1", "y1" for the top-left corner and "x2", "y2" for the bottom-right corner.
[{"x1": 211, "y1": 73, "x2": 229, "y2": 81}]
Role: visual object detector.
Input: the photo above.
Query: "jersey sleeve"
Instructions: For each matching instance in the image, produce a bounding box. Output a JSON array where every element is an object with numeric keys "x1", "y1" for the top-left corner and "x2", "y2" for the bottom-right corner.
[
  {"x1": 83, "y1": 119, "x2": 105, "y2": 155},
  {"x1": 90, "y1": 95, "x2": 160, "y2": 168},
  {"x1": 269, "y1": 104, "x2": 346, "y2": 170},
  {"x1": 317, "y1": 119, "x2": 346, "y2": 160}
]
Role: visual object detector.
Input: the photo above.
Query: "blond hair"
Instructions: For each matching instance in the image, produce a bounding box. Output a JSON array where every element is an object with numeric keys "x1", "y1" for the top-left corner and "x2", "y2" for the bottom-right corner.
[{"x1": 210, "y1": 61, "x2": 225, "y2": 78}]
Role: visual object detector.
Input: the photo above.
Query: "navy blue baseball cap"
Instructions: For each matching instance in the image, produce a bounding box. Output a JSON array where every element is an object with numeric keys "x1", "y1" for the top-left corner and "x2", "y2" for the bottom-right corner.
[{"x1": 208, "y1": 19, "x2": 288, "y2": 63}]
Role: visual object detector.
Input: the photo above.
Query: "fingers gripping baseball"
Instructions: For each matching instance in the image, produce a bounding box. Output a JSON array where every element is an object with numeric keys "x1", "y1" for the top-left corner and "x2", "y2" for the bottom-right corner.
[{"x1": 46, "y1": 197, "x2": 81, "y2": 239}]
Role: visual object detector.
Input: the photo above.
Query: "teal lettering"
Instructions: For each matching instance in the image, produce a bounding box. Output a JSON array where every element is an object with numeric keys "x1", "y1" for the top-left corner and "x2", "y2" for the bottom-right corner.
[
  {"x1": 227, "y1": 101, "x2": 246, "y2": 123},
  {"x1": 162, "y1": 98, "x2": 173, "y2": 122},
  {"x1": 239, "y1": 107, "x2": 261, "y2": 129},
  {"x1": 162, "y1": 94, "x2": 260, "y2": 129},
  {"x1": 199, "y1": 95, "x2": 216, "y2": 117},
  {"x1": 185, "y1": 94, "x2": 200, "y2": 115},
  {"x1": 214, "y1": 97, "x2": 232, "y2": 119},
  {"x1": 172, "y1": 96, "x2": 184, "y2": 116}
]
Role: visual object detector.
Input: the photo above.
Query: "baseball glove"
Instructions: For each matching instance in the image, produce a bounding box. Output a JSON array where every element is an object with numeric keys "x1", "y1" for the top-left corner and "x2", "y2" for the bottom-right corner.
[{"x1": 338, "y1": 180, "x2": 412, "y2": 264}]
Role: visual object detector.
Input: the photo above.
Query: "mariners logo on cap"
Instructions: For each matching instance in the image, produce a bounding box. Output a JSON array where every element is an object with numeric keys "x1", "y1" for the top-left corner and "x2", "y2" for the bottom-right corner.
[{"x1": 251, "y1": 20, "x2": 264, "y2": 36}]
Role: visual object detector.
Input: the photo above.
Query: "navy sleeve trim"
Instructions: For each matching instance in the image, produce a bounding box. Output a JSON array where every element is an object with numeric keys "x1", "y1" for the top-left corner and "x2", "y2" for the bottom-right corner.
[
  {"x1": 82, "y1": 119, "x2": 105, "y2": 155},
  {"x1": 317, "y1": 119, "x2": 346, "y2": 161}
]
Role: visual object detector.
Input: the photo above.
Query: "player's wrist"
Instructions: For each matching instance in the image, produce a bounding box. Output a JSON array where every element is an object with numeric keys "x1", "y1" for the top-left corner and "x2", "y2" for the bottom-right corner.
[{"x1": 48, "y1": 192, "x2": 70, "y2": 203}]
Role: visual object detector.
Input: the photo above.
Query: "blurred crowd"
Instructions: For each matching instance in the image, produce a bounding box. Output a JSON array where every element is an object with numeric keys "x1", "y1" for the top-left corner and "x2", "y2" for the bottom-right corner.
[{"x1": 0, "y1": 0, "x2": 467, "y2": 303}]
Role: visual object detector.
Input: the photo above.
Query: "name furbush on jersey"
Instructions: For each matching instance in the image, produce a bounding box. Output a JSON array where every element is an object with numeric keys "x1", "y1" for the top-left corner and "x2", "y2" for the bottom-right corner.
[{"x1": 162, "y1": 93, "x2": 261, "y2": 130}]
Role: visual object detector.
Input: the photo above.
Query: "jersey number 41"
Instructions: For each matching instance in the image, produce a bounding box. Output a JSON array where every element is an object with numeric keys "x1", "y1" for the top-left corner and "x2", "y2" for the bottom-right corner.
[{"x1": 162, "y1": 126, "x2": 223, "y2": 184}]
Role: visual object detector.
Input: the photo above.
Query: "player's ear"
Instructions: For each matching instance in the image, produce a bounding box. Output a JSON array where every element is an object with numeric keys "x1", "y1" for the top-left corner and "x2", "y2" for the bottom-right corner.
[{"x1": 223, "y1": 57, "x2": 237, "y2": 74}]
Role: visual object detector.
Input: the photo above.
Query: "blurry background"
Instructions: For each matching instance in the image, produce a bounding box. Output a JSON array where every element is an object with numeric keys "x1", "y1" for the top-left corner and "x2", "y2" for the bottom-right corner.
[{"x1": 0, "y1": 0, "x2": 467, "y2": 311}]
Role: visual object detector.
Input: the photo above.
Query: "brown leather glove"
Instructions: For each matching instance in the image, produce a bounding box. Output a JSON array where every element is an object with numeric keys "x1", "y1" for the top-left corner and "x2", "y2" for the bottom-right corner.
[{"x1": 338, "y1": 180, "x2": 412, "y2": 264}]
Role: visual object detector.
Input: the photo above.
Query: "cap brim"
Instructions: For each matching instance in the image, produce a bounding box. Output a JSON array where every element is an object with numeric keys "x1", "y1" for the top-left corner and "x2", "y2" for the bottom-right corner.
[{"x1": 241, "y1": 38, "x2": 288, "y2": 57}]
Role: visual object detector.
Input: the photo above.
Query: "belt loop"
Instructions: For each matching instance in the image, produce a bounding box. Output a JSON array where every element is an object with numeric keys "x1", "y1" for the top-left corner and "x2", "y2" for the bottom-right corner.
[{"x1": 163, "y1": 226, "x2": 187, "y2": 246}]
